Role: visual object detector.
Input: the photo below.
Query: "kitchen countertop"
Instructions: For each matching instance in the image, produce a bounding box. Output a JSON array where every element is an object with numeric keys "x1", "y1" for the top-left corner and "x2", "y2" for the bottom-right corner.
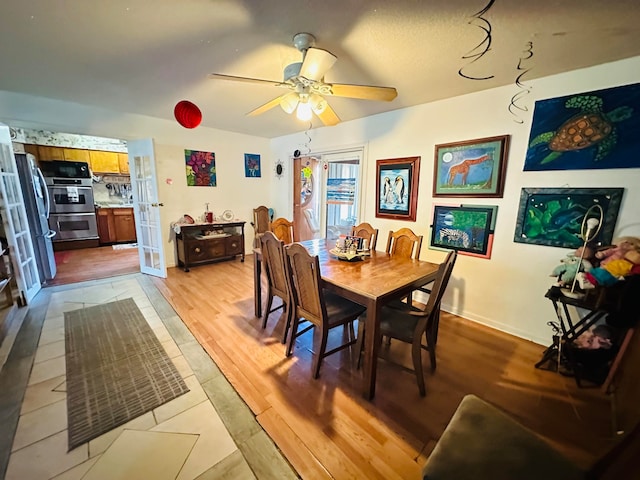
[{"x1": 95, "y1": 203, "x2": 134, "y2": 209}]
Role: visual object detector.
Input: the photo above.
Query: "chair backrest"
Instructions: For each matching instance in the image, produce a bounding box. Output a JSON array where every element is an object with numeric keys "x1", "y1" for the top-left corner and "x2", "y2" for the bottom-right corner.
[
  {"x1": 413, "y1": 250, "x2": 457, "y2": 337},
  {"x1": 253, "y1": 206, "x2": 271, "y2": 247},
  {"x1": 260, "y1": 231, "x2": 289, "y2": 300},
  {"x1": 285, "y1": 243, "x2": 326, "y2": 328},
  {"x1": 271, "y1": 217, "x2": 295, "y2": 244},
  {"x1": 386, "y1": 228, "x2": 423, "y2": 260},
  {"x1": 351, "y1": 222, "x2": 379, "y2": 250}
]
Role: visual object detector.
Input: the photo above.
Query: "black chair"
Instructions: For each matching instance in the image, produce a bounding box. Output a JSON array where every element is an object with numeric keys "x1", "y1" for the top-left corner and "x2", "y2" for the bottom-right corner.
[{"x1": 285, "y1": 242, "x2": 366, "y2": 379}]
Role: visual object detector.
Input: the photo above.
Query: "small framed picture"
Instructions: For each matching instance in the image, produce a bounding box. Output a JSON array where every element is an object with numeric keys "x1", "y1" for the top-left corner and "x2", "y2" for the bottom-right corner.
[
  {"x1": 433, "y1": 135, "x2": 510, "y2": 197},
  {"x1": 244, "y1": 153, "x2": 261, "y2": 177},
  {"x1": 375, "y1": 156, "x2": 420, "y2": 221}
]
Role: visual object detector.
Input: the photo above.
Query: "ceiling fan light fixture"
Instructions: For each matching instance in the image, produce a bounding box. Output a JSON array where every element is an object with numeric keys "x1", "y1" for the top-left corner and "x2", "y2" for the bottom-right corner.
[
  {"x1": 296, "y1": 100, "x2": 312, "y2": 121},
  {"x1": 309, "y1": 93, "x2": 327, "y2": 114},
  {"x1": 280, "y1": 92, "x2": 299, "y2": 114}
]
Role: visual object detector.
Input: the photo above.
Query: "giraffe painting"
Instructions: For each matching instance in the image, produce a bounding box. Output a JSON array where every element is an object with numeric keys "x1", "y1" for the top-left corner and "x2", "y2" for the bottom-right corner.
[
  {"x1": 434, "y1": 135, "x2": 509, "y2": 197},
  {"x1": 447, "y1": 154, "x2": 492, "y2": 186}
]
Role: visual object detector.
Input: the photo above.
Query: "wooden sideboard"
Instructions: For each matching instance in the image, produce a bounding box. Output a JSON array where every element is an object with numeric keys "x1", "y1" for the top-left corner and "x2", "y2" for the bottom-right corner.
[{"x1": 175, "y1": 221, "x2": 245, "y2": 271}]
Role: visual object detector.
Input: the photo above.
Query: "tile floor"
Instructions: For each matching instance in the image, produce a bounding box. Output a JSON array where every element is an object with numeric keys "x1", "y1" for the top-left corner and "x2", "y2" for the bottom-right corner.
[{"x1": 0, "y1": 274, "x2": 298, "y2": 480}]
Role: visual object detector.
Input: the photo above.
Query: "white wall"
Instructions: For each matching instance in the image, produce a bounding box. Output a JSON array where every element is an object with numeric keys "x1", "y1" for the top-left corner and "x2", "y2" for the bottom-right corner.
[
  {"x1": 270, "y1": 56, "x2": 640, "y2": 345},
  {"x1": 0, "y1": 91, "x2": 272, "y2": 266}
]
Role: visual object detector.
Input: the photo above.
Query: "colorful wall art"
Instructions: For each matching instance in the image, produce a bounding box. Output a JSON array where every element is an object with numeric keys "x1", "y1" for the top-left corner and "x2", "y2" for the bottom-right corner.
[
  {"x1": 524, "y1": 82, "x2": 640, "y2": 171},
  {"x1": 430, "y1": 204, "x2": 497, "y2": 259},
  {"x1": 513, "y1": 187, "x2": 624, "y2": 248},
  {"x1": 244, "y1": 153, "x2": 261, "y2": 177},
  {"x1": 185, "y1": 149, "x2": 216, "y2": 186}
]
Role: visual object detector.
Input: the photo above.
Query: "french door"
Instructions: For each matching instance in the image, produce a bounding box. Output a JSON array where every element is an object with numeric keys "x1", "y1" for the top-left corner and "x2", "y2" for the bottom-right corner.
[
  {"x1": 293, "y1": 148, "x2": 363, "y2": 242},
  {"x1": 127, "y1": 139, "x2": 166, "y2": 278},
  {"x1": 0, "y1": 125, "x2": 41, "y2": 304}
]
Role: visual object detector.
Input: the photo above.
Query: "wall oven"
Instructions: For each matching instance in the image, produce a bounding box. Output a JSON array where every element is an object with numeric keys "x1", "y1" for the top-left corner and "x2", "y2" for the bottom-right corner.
[{"x1": 42, "y1": 161, "x2": 98, "y2": 242}]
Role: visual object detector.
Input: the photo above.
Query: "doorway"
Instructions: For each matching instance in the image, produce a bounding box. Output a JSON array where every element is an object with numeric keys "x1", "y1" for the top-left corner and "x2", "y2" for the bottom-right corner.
[{"x1": 293, "y1": 148, "x2": 363, "y2": 242}]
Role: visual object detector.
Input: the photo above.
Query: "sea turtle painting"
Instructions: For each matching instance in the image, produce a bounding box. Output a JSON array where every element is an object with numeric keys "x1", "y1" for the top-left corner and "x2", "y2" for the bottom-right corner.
[{"x1": 528, "y1": 95, "x2": 633, "y2": 165}]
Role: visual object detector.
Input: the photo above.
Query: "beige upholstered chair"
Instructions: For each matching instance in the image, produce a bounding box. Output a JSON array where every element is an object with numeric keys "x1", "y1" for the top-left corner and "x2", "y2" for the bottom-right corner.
[
  {"x1": 260, "y1": 231, "x2": 292, "y2": 343},
  {"x1": 351, "y1": 222, "x2": 379, "y2": 251},
  {"x1": 270, "y1": 217, "x2": 295, "y2": 244},
  {"x1": 285, "y1": 242, "x2": 365, "y2": 379}
]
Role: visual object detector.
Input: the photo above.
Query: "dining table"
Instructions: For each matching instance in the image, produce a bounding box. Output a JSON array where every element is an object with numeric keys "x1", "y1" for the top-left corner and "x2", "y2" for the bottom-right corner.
[{"x1": 253, "y1": 238, "x2": 440, "y2": 400}]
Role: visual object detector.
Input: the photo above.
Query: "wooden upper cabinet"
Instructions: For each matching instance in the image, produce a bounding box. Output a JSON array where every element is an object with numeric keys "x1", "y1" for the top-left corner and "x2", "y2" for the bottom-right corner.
[
  {"x1": 37, "y1": 146, "x2": 65, "y2": 161},
  {"x1": 62, "y1": 148, "x2": 91, "y2": 162},
  {"x1": 89, "y1": 150, "x2": 120, "y2": 174},
  {"x1": 118, "y1": 153, "x2": 130, "y2": 174}
]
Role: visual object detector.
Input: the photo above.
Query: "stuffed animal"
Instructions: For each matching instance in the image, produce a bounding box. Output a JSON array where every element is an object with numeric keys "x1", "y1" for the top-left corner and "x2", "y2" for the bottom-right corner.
[
  {"x1": 595, "y1": 236, "x2": 640, "y2": 266},
  {"x1": 551, "y1": 253, "x2": 593, "y2": 287}
]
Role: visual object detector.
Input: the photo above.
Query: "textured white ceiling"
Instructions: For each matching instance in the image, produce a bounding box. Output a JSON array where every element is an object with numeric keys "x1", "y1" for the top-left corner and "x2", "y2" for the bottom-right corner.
[{"x1": 1, "y1": 0, "x2": 640, "y2": 138}]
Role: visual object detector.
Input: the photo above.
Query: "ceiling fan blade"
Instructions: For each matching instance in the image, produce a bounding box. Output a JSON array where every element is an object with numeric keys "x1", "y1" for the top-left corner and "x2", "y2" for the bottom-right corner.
[
  {"x1": 315, "y1": 102, "x2": 340, "y2": 126},
  {"x1": 299, "y1": 48, "x2": 337, "y2": 81},
  {"x1": 328, "y1": 83, "x2": 398, "y2": 101},
  {"x1": 247, "y1": 94, "x2": 290, "y2": 116},
  {"x1": 208, "y1": 73, "x2": 286, "y2": 87}
]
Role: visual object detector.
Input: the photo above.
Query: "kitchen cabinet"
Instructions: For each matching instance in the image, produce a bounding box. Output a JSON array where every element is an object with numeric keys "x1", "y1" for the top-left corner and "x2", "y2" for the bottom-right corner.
[
  {"x1": 176, "y1": 221, "x2": 245, "y2": 271},
  {"x1": 97, "y1": 208, "x2": 136, "y2": 244},
  {"x1": 37, "y1": 146, "x2": 65, "y2": 160},
  {"x1": 117, "y1": 153, "x2": 130, "y2": 174},
  {"x1": 113, "y1": 208, "x2": 136, "y2": 242},
  {"x1": 89, "y1": 150, "x2": 120, "y2": 174},
  {"x1": 62, "y1": 148, "x2": 91, "y2": 162}
]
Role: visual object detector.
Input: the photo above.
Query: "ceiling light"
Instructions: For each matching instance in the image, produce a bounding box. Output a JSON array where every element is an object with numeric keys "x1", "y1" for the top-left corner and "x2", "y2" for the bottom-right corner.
[
  {"x1": 280, "y1": 92, "x2": 299, "y2": 114},
  {"x1": 310, "y1": 94, "x2": 327, "y2": 114},
  {"x1": 296, "y1": 99, "x2": 312, "y2": 121}
]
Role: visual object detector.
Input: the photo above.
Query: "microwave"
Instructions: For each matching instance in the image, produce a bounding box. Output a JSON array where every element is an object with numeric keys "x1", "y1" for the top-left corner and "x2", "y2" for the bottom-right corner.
[{"x1": 40, "y1": 160, "x2": 91, "y2": 179}]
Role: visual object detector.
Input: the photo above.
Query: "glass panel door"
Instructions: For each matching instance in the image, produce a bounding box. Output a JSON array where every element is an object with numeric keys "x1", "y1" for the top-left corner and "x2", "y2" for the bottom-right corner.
[
  {"x1": 0, "y1": 125, "x2": 41, "y2": 304},
  {"x1": 127, "y1": 138, "x2": 166, "y2": 278}
]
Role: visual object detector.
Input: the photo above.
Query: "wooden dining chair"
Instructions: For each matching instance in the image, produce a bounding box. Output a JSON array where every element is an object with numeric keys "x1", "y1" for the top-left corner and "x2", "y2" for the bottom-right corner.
[
  {"x1": 252, "y1": 205, "x2": 270, "y2": 248},
  {"x1": 351, "y1": 222, "x2": 379, "y2": 250},
  {"x1": 260, "y1": 231, "x2": 293, "y2": 343},
  {"x1": 386, "y1": 227, "x2": 423, "y2": 259},
  {"x1": 270, "y1": 217, "x2": 295, "y2": 244},
  {"x1": 285, "y1": 242, "x2": 366, "y2": 379},
  {"x1": 358, "y1": 250, "x2": 457, "y2": 396}
]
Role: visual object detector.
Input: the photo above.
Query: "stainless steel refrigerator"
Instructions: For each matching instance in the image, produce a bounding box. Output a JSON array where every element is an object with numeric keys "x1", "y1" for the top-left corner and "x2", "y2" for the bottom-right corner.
[{"x1": 16, "y1": 153, "x2": 57, "y2": 283}]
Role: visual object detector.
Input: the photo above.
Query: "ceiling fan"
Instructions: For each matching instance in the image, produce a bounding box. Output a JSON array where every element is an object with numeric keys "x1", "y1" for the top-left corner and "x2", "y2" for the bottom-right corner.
[{"x1": 208, "y1": 33, "x2": 398, "y2": 126}]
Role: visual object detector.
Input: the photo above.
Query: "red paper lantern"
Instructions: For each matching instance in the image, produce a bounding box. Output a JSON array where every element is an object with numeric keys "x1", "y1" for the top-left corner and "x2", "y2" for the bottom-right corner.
[{"x1": 174, "y1": 100, "x2": 202, "y2": 129}]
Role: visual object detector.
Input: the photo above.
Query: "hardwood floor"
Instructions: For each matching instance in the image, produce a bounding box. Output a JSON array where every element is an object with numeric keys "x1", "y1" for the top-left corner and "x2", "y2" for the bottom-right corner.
[
  {"x1": 38, "y1": 248, "x2": 627, "y2": 478},
  {"x1": 148, "y1": 255, "x2": 618, "y2": 480},
  {"x1": 48, "y1": 245, "x2": 139, "y2": 286}
]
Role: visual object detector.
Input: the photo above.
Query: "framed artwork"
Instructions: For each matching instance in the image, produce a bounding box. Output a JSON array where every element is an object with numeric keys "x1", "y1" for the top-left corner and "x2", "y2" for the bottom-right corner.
[
  {"x1": 514, "y1": 187, "x2": 624, "y2": 249},
  {"x1": 430, "y1": 204, "x2": 497, "y2": 259},
  {"x1": 185, "y1": 149, "x2": 216, "y2": 186},
  {"x1": 524, "y1": 82, "x2": 640, "y2": 171},
  {"x1": 244, "y1": 153, "x2": 261, "y2": 177},
  {"x1": 375, "y1": 156, "x2": 420, "y2": 221},
  {"x1": 433, "y1": 135, "x2": 510, "y2": 197}
]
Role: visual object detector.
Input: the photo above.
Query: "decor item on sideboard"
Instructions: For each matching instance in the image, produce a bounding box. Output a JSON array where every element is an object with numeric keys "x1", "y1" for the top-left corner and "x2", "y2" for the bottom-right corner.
[
  {"x1": 524, "y1": 82, "x2": 640, "y2": 171},
  {"x1": 433, "y1": 135, "x2": 510, "y2": 198},
  {"x1": 513, "y1": 187, "x2": 623, "y2": 249},
  {"x1": 244, "y1": 153, "x2": 261, "y2": 177},
  {"x1": 375, "y1": 156, "x2": 420, "y2": 221},
  {"x1": 185, "y1": 149, "x2": 216, "y2": 186},
  {"x1": 430, "y1": 204, "x2": 497, "y2": 259}
]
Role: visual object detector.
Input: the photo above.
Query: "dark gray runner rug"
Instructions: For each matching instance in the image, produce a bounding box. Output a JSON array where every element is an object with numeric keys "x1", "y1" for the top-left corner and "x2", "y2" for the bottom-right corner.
[{"x1": 64, "y1": 298, "x2": 189, "y2": 451}]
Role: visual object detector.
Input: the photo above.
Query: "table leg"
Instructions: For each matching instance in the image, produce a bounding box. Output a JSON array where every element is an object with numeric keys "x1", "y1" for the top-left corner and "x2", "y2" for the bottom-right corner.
[
  {"x1": 253, "y1": 253, "x2": 262, "y2": 318},
  {"x1": 362, "y1": 299, "x2": 380, "y2": 400}
]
